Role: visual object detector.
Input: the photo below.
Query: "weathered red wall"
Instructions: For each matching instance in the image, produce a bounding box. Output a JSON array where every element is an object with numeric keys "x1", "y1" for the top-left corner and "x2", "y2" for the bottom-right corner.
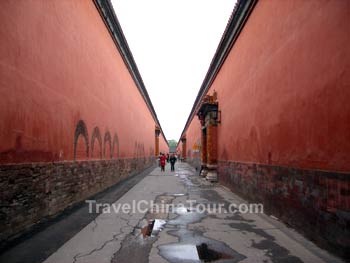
[
  {"x1": 0, "y1": 1, "x2": 163, "y2": 163},
  {"x1": 180, "y1": 0, "x2": 350, "y2": 256},
  {"x1": 185, "y1": 0, "x2": 350, "y2": 173},
  {"x1": 0, "y1": 0, "x2": 168, "y2": 245},
  {"x1": 181, "y1": 119, "x2": 201, "y2": 163},
  {"x1": 159, "y1": 138, "x2": 168, "y2": 155}
]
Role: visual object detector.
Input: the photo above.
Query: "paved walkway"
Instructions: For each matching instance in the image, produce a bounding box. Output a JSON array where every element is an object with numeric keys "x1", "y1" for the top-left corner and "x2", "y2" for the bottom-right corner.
[{"x1": 6, "y1": 163, "x2": 345, "y2": 263}]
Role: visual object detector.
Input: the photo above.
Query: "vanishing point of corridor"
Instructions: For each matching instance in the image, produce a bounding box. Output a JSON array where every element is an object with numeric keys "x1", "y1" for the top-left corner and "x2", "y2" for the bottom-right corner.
[{"x1": 0, "y1": 0, "x2": 349, "y2": 263}]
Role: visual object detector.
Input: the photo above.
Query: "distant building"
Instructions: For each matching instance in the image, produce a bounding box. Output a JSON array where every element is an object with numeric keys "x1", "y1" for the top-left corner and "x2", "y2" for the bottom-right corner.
[{"x1": 169, "y1": 146, "x2": 177, "y2": 154}]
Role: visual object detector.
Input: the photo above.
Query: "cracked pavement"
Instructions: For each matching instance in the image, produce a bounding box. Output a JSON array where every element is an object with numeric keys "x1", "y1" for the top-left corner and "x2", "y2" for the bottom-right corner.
[{"x1": 10, "y1": 163, "x2": 346, "y2": 263}]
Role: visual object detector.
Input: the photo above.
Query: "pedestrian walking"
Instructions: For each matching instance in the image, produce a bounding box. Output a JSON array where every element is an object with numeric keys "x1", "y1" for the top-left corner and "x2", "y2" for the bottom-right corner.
[
  {"x1": 160, "y1": 153, "x2": 166, "y2": 172},
  {"x1": 169, "y1": 154, "x2": 177, "y2": 172}
]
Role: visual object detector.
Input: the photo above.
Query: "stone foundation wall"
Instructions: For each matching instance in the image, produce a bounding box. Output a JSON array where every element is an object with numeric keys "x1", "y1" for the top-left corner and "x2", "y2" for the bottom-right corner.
[
  {"x1": 218, "y1": 160, "x2": 350, "y2": 258},
  {"x1": 0, "y1": 157, "x2": 155, "y2": 246}
]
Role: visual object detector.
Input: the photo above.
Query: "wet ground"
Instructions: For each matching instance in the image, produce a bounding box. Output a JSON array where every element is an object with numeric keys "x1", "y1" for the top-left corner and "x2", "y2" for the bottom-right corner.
[{"x1": 4, "y1": 163, "x2": 344, "y2": 263}]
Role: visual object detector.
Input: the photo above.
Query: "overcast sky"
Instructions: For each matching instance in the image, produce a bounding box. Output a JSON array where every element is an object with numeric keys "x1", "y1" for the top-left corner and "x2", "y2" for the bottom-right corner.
[{"x1": 111, "y1": 0, "x2": 237, "y2": 141}]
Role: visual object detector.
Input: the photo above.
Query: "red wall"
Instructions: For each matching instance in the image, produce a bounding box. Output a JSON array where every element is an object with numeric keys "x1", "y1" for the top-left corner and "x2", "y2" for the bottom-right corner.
[
  {"x1": 0, "y1": 1, "x2": 165, "y2": 163},
  {"x1": 159, "y1": 136, "x2": 169, "y2": 154},
  {"x1": 183, "y1": 119, "x2": 201, "y2": 159},
  {"x1": 184, "y1": 0, "x2": 350, "y2": 173}
]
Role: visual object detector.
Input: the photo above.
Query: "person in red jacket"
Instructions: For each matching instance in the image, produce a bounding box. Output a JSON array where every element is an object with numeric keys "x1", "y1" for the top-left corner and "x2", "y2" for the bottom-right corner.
[{"x1": 160, "y1": 153, "x2": 166, "y2": 172}]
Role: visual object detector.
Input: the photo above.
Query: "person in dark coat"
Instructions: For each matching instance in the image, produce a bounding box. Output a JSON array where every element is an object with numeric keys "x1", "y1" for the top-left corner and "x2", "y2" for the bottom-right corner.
[{"x1": 169, "y1": 154, "x2": 177, "y2": 172}]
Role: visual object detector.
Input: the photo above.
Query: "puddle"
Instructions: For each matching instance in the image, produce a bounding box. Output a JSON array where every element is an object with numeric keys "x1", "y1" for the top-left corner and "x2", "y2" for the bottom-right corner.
[
  {"x1": 177, "y1": 173, "x2": 195, "y2": 187},
  {"x1": 115, "y1": 166, "x2": 246, "y2": 263},
  {"x1": 159, "y1": 242, "x2": 241, "y2": 263},
  {"x1": 172, "y1": 206, "x2": 190, "y2": 214},
  {"x1": 168, "y1": 208, "x2": 205, "y2": 227},
  {"x1": 113, "y1": 219, "x2": 167, "y2": 263},
  {"x1": 167, "y1": 193, "x2": 186, "y2": 196},
  {"x1": 160, "y1": 244, "x2": 199, "y2": 261},
  {"x1": 141, "y1": 219, "x2": 166, "y2": 237},
  {"x1": 171, "y1": 206, "x2": 199, "y2": 215},
  {"x1": 158, "y1": 172, "x2": 246, "y2": 263},
  {"x1": 159, "y1": 203, "x2": 245, "y2": 262},
  {"x1": 152, "y1": 219, "x2": 167, "y2": 235},
  {"x1": 158, "y1": 243, "x2": 235, "y2": 262},
  {"x1": 197, "y1": 243, "x2": 233, "y2": 261}
]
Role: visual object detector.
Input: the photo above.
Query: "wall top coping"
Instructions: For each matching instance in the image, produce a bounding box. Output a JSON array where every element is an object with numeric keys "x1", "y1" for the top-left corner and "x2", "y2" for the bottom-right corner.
[{"x1": 93, "y1": 0, "x2": 168, "y2": 145}]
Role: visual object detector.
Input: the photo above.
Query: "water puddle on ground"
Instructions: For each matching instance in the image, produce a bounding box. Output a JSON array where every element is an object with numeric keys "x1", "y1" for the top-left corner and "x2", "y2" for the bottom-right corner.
[
  {"x1": 160, "y1": 244, "x2": 199, "y2": 261},
  {"x1": 197, "y1": 243, "x2": 234, "y2": 261},
  {"x1": 112, "y1": 218, "x2": 167, "y2": 263},
  {"x1": 159, "y1": 202, "x2": 246, "y2": 263},
  {"x1": 141, "y1": 219, "x2": 167, "y2": 237},
  {"x1": 167, "y1": 193, "x2": 186, "y2": 196},
  {"x1": 160, "y1": 242, "x2": 235, "y2": 262},
  {"x1": 153, "y1": 219, "x2": 167, "y2": 233},
  {"x1": 115, "y1": 168, "x2": 245, "y2": 263}
]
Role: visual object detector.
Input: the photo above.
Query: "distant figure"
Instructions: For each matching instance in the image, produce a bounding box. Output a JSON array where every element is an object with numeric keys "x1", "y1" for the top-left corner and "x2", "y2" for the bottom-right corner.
[
  {"x1": 160, "y1": 153, "x2": 167, "y2": 172},
  {"x1": 169, "y1": 154, "x2": 177, "y2": 172},
  {"x1": 166, "y1": 153, "x2": 169, "y2": 163}
]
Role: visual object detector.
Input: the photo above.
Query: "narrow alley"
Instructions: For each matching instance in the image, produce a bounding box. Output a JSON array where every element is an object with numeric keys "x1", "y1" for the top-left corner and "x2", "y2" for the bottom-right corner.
[
  {"x1": 0, "y1": 0, "x2": 349, "y2": 262},
  {"x1": 1, "y1": 163, "x2": 343, "y2": 263}
]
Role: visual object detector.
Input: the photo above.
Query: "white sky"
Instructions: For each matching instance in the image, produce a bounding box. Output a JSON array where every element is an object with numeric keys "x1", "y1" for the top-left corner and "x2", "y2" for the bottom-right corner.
[{"x1": 111, "y1": 0, "x2": 237, "y2": 141}]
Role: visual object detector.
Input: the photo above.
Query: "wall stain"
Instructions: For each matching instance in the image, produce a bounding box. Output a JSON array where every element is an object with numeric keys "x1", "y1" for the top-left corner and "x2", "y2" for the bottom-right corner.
[
  {"x1": 104, "y1": 131, "x2": 112, "y2": 159},
  {"x1": 112, "y1": 133, "x2": 119, "y2": 158},
  {"x1": 73, "y1": 120, "x2": 89, "y2": 160},
  {"x1": 91, "y1": 126, "x2": 102, "y2": 159}
]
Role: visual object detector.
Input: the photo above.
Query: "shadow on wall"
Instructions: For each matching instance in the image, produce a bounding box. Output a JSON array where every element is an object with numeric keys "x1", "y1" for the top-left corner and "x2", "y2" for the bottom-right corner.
[{"x1": 74, "y1": 120, "x2": 120, "y2": 160}]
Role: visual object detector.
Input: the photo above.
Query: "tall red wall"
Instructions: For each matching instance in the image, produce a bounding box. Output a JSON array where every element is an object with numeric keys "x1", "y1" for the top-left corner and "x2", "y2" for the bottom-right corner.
[
  {"x1": 159, "y1": 135, "x2": 169, "y2": 154},
  {"x1": 0, "y1": 0, "x2": 167, "y2": 245},
  {"x1": 180, "y1": 118, "x2": 201, "y2": 165},
  {"x1": 0, "y1": 0, "x2": 162, "y2": 163},
  {"x1": 212, "y1": 0, "x2": 350, "y2": 172},
  {"x1": 184, "y1": 0, "x2": 350, "y2": 173},
  {"x1": 181, "y1": 0, "x2": 350, "y2": 256}
]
